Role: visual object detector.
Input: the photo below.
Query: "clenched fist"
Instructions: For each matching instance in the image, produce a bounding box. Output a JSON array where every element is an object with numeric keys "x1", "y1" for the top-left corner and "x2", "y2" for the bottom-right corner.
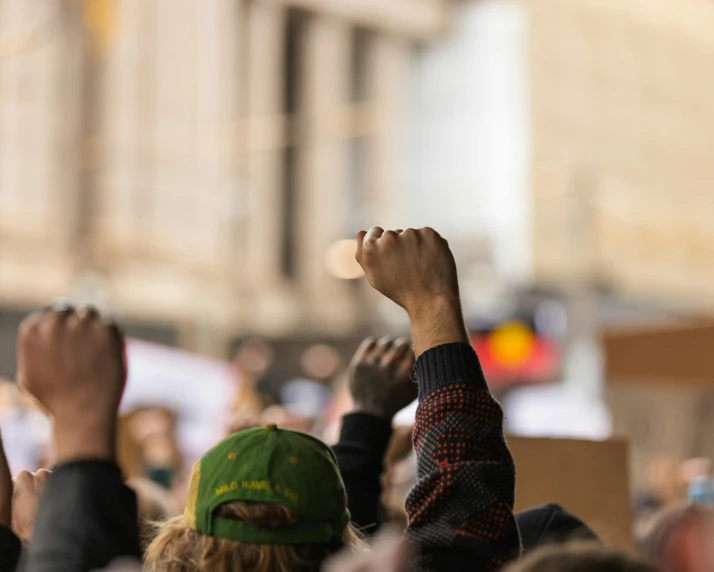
[
  {"x1": 355, "y1": 227, "x2": 459, "y2": 317},
  {"x1": 356, "y1": 227, "x2": 470, "y2": 357},
  {"x1": 349, "y1": 337, "x2": 417, "y2": 420},
  {"x1": 16, "y1": 306, "x2": 126, "y2": 463}
]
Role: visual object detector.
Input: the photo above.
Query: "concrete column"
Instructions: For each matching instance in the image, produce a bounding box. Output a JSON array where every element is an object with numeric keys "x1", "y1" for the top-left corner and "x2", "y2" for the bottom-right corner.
[
  {"x1": 367, "y1": 34, "x2": 411, "y2": 229},
  {"x1": 244, "y1": 0, "x2": 286, "y2": 290},
  {"x1": 296, "y1": 14, "x2": 355, "y2": 331}
]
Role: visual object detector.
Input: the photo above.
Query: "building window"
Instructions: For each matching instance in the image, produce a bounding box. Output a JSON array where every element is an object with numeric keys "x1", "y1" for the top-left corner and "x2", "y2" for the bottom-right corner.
[{"x1": 280, "y1": 9, "x2": 305, "y2": 279}]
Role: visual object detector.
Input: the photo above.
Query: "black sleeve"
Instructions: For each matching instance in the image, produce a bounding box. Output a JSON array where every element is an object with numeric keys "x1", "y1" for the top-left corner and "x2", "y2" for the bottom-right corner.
[
  {"x1": 0, "y1": 525, "x2": 21, "y2": 572},
  {"x1": 332, "y1": 413, "x2": 393, "y2": 535},
  {"x1": 24, "y1": 460, "x2": 140, "y2": 572}
]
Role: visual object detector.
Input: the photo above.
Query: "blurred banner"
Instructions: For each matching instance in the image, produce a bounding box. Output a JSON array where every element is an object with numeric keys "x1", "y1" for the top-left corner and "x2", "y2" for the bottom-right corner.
[{"x1": 121, "y1": 339, "x2": 240, "y2": 465}]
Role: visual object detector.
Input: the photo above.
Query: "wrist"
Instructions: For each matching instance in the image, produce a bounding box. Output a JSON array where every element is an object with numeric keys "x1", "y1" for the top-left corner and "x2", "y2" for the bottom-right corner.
[
  {"x1": 53, "y1": 414, "x2": 117, "y2": 465},
  {"x1": 350, "y1": 404, "x2": 396, "y2": 421},
  {"x1": 406, "y1": 292, "x2": 461, "y2": 323},
  {"x1": 408, "y1": 293, "x2": 469, "y2": 357}
]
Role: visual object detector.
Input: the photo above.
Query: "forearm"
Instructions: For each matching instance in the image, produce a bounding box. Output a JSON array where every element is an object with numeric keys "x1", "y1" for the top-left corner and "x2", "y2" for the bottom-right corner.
[{"x1": 405, "y1": 343, "x2": 521, "y2": 571}]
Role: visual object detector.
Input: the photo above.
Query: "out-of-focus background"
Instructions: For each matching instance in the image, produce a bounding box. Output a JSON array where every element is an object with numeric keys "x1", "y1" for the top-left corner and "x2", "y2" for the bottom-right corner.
[{"x1": 1, "y1": 0, "x2": 714, "y2": 543}]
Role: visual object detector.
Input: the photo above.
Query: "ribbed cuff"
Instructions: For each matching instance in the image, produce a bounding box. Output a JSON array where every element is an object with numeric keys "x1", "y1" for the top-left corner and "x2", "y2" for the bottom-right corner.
[
  {"x1": 415, "y1": 342, "x2": 488, "y2": 398},
  {"x1": 339, "y1": 413, "x2": 393, "y2": 454}
]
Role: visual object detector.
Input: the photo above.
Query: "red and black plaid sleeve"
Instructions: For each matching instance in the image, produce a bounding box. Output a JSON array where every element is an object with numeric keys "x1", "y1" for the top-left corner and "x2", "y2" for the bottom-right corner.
[{"x1": 405, "y1": 343, "x2": 522, "y2": 571}]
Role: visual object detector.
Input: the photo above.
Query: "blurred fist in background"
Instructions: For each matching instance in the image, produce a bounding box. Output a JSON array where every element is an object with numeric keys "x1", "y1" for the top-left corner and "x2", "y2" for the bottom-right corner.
[
  {"x1": 349, "y1": 337, "x2": 416, "y2": 420},
  {"x1": 16, "y1": 305, "x2": 126, "y2": 463},
  {"x1": 16, "y1": 306, "x2": 125, "y2": 424}
]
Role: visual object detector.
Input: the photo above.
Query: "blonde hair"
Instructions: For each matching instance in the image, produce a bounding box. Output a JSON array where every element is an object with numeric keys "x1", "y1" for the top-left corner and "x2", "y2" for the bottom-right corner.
[
  {"x1": 144, "y1": 501, "x2": 363, "y2": 572},
  {"x1": 126, "y1": 478, "x2": 179, "y2": 550},
  {"x1": 505, "y1": 543, "x2": 659, "y2": 572}
]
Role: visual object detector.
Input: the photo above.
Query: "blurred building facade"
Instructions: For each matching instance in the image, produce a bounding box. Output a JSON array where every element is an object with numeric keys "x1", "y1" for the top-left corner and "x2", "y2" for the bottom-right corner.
[
  {"x1": 1, "y1": 0, "x2": 713, "y2": 367},
  {"x1": 0, "y1": 0, "x2": 448, "y2": 366}
]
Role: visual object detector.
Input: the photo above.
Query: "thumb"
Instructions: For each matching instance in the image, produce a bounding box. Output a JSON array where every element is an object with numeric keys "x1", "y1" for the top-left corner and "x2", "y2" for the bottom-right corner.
[
  {"x1": 0, "y1": 432, "x2": 12, "y2": 527},
  {"x1": 355, "y1": 231, "x2": 367, "y2": 266}
]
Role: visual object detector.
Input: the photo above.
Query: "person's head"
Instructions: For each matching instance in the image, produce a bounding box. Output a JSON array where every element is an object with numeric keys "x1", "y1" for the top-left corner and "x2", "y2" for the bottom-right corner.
[
  {"x1": 504, "y1": 543, "x2": 659, "y2": 572},
  {"x1": 516, "y1": 503, "x2": 600, "y2": 554},
  {"x1": 639, "y1": 503, "x2": 714, "y2": 572},
  {"x1": 144, "y1": 424, "x2": 360, "y2": 572}
]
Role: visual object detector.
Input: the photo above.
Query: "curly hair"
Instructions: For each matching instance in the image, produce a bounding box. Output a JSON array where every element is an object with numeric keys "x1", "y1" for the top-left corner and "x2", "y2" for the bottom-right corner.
[{"x1": 143, "y1": 501, "x2": 363, "y2": 572}]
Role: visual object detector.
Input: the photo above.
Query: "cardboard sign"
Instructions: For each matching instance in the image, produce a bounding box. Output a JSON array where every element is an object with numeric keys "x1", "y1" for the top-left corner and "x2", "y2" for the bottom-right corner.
[
  {"x1": 604, "y1": 323, "x2": 714, "y2": 385},
  {"x1": 508, "y1": 436, "x2": 634, "y2": 551}
]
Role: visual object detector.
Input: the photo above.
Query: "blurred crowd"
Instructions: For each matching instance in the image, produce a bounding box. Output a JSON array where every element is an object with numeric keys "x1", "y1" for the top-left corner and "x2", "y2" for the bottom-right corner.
[{"x1": 0, "y1": 227, "x2": 712, "y2": 572}]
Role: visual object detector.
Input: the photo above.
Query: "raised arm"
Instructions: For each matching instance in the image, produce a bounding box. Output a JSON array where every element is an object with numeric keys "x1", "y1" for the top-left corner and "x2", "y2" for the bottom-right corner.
[
  {"x1": 356, "y1": 227, "x2": 521, "y2": 572},
  {"x1": 333, "y1": 337, "x2": 416, "y2": 534},
  {"x1": 17, "y1": 306, "x2": 141, "y2": 572}
]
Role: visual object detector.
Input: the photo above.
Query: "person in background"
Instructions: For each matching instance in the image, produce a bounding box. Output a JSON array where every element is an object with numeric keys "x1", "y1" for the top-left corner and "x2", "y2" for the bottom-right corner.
[
  {"x1": 144, "y1": 424, "x2": 363, "y2": 572},
  {"x1": 234, "y1": 338, "x2": 281, "y2": 408},
  {"x1": 353, "y1": 227, "x2": 522, "y2": 571},
  {"x1": 503, "y1": 543, "x2": 659, "y2": 572},
  {"x1": 638, "y1": 503, "x2": 714, "y2": 572},
  {"x1": 127, "y1": 477, "x2": 179, "y2": 550},
  {"x1": 516, "y1": 503, "x2": 600, "y2": 553},
  {"x1": 323, "y1": 527, "x2": 409, "y2": 572}
]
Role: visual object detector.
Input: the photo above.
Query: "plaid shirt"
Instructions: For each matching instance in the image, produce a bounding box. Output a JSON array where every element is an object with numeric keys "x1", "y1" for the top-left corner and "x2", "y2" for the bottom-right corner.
[{"x1": 406, "y1": 343, "x2": 522, "y2": 571}]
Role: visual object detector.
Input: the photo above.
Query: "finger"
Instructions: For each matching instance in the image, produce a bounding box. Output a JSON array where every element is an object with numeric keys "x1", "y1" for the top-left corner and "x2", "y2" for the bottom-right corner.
[
  {"x1": 380, "y1": 338, "x2": 410, "y2": 370},
  {"x1": 51, "y1": 299, "x2": 76, "y2": 316},
  {"x1": 398, "y1": 351, "x2": 416, "y2": 379},
  {"x1": 364, "y1": 227, "x2": 385, "y2": 243},
  {"x1": 18, "y1": 310, "x2": 45, "y2": 338},
  {"x1": 393, "y1": 229, "x2": 404, "y2": 234},
  {"x1": 351, "y1": 337, "x2": 377, "y2": 364},
  {"x1": 355, "y1": 230, "x2": 367, "y2": 264},
  {"x1": 0, "y1": 433, "x2": 12, "y2": 527},
  {"x1": 368, "y1": 336, "x2": 394, "y2": 364},
  {"x1": 76, "y1": 304, "x2": 101, "y2": 321},
  {"x1": 34, "y1": 470, "x2": 51, "y2": 494},
  {"x1": 14, "y1": 470, "x2": 33, "y2": 492}
]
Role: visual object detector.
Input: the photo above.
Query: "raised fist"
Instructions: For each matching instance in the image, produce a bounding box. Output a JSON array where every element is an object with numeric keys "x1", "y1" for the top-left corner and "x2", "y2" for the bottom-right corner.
[
  {"x1": 16, "y1": 305, "x2": 126, "y2": 462},
  {"x1": 17, "y1": 306, "x2": 126, "y2": 422},
  {"x1": 349, "y1": 337, "x2": 417, "y2": 420},
  {"x1": 355, "y1": 227, "x2": 459, "y2": 317}
]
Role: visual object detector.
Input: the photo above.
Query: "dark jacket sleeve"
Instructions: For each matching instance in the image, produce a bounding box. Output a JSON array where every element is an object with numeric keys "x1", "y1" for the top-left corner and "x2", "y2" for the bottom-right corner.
[
  {"x1": 405, "y1": 343, "x2": 522, "y2": 572},
  {"x1": 24, "y1": 460, "x2": 140, "y2": 572},
  {"x1": 332, "y1": 413, "x2": 393, "y2": 535},
  {"x1": 0, "y1": 525, "x2": 21, "y2": 572}
]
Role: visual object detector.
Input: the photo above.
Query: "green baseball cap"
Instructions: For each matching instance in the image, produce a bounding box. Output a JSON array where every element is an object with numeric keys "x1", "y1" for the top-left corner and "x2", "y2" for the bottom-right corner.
[{"x1": 184, "y1": 423, "x2": 350, "y2": 544}]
